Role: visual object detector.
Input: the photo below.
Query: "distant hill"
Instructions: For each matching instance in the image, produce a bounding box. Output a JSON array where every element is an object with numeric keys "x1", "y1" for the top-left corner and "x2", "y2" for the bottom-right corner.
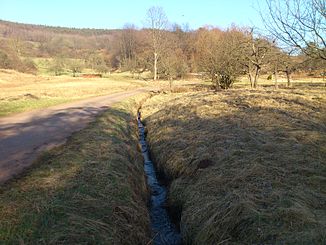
[
  {"x1": 0, "y1": 20, "x2": 124, "y2": 73},
  {"x1": 0, "y1": 19, "x2": 120, "y2": 38},
  {"x1": 0, "y1": 19, "x2": 123, "y2": 58}
]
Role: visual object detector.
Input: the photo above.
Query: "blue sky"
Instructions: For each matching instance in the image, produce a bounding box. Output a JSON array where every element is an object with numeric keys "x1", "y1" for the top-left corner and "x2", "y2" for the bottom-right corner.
[{"x1": 0, "y1": 0, "x2": 264, "y2": 30}]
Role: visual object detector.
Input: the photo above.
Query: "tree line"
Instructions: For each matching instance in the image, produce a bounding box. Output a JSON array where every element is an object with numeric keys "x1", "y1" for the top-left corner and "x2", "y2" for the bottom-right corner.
[{"x1": 0, "y1": 0, "x2": 324, "y2": 88}]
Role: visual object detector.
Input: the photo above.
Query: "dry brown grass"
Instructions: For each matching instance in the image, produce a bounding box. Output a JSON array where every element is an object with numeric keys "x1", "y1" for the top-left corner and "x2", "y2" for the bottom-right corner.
[
  {"x1": 141, "y1": 84, "x2": 326, "y2": 244},
  {"x1": 0, "y1": 69, "x2": 146, "y2": 116},
  {"x1": 236, "y1": 75, "x2": 325, "y2": 89}
]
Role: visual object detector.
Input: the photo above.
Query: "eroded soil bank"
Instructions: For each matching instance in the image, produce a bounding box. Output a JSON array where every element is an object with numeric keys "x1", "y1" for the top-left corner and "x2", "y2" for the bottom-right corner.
[{"x1": 141, "y1": 87, "x2": 326, "y2": 244}]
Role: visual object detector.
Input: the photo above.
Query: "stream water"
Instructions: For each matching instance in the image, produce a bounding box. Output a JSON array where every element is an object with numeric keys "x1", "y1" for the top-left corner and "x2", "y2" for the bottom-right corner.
[{"x1": 137, "y1": 111, "x2": 182, "y2": 245}]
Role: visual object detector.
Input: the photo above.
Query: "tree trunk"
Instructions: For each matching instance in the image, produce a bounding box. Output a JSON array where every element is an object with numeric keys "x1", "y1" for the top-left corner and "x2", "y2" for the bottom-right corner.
[
  {"x1": 154, "y1": 52, "x2": 158, "y2": 80},
  {"x1": 169, "y1": 78, "x2": 173, "y2": 91},
  {"x1": 274, "y1": 67, "x2": 278, "y2": 89},
  {"x1": 285, "y1": 69, "x2": 291, "y2": 87},
  {"x1": 247, "y1": 64, "x2": 254, "y2": 88},
  {"x1": 253, "y1": 66, "x2": 260, "y2": 88},
  {"x1": 212, "y1": 73, "x2": 219, "y2": 91},
  {"x1": 248, "y1": 72, "x2": 253, "y2": 88}
]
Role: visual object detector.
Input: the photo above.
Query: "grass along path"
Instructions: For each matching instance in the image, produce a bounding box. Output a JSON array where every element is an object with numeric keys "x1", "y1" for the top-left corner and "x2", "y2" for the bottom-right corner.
[
  {"x1": 0, "y1": 94, "x2": 151, "y2": 244},
  {"x1": 0, "y1": 69, "x2": 147, "y2": 117}
]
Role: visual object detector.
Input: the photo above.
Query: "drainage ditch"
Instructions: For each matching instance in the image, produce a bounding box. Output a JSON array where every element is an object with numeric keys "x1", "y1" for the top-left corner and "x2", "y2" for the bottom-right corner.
[{"x1": 137, "y1": 111, "x2": 182, "y2": 245}]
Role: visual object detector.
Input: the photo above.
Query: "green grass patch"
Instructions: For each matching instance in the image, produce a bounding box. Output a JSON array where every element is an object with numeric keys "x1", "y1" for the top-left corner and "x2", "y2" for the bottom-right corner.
[
  {"x1": 0, "y1": 97, "x2": 71, "y2": 117},
  {"x1": 0, "y1": 94, "x2": 151, "y2": 244}
]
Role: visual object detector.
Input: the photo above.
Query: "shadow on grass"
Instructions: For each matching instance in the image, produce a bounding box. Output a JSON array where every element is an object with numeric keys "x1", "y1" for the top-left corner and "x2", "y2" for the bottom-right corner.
[{"x1": 142, "y1": 89, "x2": 326, "y2": 244}]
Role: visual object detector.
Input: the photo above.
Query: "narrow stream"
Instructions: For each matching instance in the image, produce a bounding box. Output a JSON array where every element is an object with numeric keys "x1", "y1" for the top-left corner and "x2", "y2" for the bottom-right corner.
[{"x1": 137, "y1": 111, "x2": 182, "y2": 245}]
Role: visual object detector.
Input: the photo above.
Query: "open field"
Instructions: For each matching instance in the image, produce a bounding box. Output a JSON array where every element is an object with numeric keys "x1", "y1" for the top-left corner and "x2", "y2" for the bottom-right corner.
[
  {"x1": 235, "y1": 76, "x2": 326, "y2": 89},
  {"x1": 0, "y1": 94, "x2": 151, "y2": 244},
  {"x1": 156, "y1": 75, "x2": 325, "y2": 93},
  {"x1": 1, "y1": 67, "x2": 323, "y2": 118},
  {"x1": 31, "y1": 57, "x2": 84, "y2": 75},
  {"x1": 141, "y1": 84, "x2": 326, "y2": 244},
  {"x1": 0, "y1": 69, "x2": 147, "y2": 116}
]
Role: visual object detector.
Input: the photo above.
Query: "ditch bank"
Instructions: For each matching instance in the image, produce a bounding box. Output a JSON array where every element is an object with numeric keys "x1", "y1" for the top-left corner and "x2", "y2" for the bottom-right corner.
[{"x1": 141, "y1": 91, "x2": 326, "y2": 244}]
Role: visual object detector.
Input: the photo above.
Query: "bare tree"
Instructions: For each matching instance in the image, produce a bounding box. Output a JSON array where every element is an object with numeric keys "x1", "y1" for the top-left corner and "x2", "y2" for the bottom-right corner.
[
  {"x1": 119, "y1": 24, "x2": 137, "y2": 69},
  {"x1": 279, "y1": 52, "x2": 298, "y2": 87},
  {"x1": 145, "y1": 6, "x2": 168, "y2": 80},
  {"x1": 68, "y1": 59, "x2": 84, "y2": 77},
  {"x1": 248, "y1": 37, "x2": 271, "y2": 88},
  {"x1": 237, "y1": 29, "x2": 272, "y2": 88},
  {"x1": 8, "y1": 38, "x2": 24, "y2": 56},
  {"x1": 49, "y1": 56, "x2": 65, "y2": 76},
  {"x1": 261, "y1": 0, "x2": 326, "y2": 60},
  {"x1": 267, "y1": 46, "x2": 298, "y2": 88}
]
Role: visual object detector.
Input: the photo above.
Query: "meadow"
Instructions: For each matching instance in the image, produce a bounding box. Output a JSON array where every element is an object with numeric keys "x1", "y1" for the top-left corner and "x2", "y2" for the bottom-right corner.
[{"x1": 0, "y1": 69, "x2": 146, "y2": 116}]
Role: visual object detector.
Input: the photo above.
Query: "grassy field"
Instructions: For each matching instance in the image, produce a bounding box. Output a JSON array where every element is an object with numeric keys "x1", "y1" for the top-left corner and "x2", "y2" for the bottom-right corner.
[
  {"x1": 31, "y1": 57, "x2": 81, "y2": 75},
  {"x1": 2, "y1": 67, "x2": 323, "y2": 118},
  {"x1": 0, "y1": 94, "x2": 151, "y2": 244},
  {"x1": 1, "y1": 69, "x2": 325, "y2": 244},
  {"x1": 141, "y1": 84, "x2": 326, "y2": 244},
  {"x1": 235, "y1": 75, "x2": 326, "y2": 89},
  {"x1": 0, "y1": 69, "x2": 147, "y2": 116}
]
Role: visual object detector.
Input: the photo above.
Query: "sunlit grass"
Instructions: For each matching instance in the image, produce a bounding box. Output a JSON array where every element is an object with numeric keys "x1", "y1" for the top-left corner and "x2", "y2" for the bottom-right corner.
[
  {"x1": 235, "y1": 75, "x2": 325, "y2": 88},
  {"x1": 0, "y1": 98, "x2": 71, "y2": 116},
  {"x1": 0, "y1": 69, "x2": 147, "y2": 116}
]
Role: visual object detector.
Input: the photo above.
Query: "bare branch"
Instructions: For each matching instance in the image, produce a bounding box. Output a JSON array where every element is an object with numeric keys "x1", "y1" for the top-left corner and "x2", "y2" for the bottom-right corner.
[{"x1": 261, "y1": 0, "x2": 326, "y2": 60}]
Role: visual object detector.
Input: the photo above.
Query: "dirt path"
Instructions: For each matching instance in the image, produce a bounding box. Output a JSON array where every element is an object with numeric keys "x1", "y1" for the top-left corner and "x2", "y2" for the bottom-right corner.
[{"x1": 0, "y1": 88, "x2": 149, "y2": 184}]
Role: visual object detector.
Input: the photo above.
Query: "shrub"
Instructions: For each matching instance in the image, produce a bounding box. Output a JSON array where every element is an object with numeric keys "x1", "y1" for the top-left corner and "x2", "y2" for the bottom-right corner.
[
  {"x1": 0, "y1": 49, "x2": 36, "y2": 74},
  {"x1": 20, "y1": 58, "x2": 37, "y2": 74},
  {"x1": 0, "y1": 50, "x2": 11, "y2": 68},
  {"x1": 218, "y1": 74, "x2": 234, "y2": 89}
]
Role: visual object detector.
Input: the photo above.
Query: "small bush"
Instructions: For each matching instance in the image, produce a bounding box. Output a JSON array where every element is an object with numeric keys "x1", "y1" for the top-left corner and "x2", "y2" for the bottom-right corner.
[
  {"x1": 0, "y1": 49, "x2": 37, "y2": 74},
  {"x1": 20, "y1": 58, "x2": 37, "y2": 74},
  {"x1": 218, "y1": 74, "x2": 234, "y2": 89},
  {"x1": 0, "y1": 50, "x2": 11, "y2": 68}
]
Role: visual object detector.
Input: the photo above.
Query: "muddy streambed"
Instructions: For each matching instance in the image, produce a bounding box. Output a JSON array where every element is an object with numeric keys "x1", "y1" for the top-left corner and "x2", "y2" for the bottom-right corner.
[{"x1": 137, "y1": 111, "x2": 182, "y2": 245}]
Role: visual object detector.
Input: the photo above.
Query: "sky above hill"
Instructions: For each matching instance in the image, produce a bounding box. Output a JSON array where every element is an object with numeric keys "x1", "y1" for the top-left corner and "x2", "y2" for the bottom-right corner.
[{"x1": 0, "y1": 0, "x2": 264, "y2": 30}]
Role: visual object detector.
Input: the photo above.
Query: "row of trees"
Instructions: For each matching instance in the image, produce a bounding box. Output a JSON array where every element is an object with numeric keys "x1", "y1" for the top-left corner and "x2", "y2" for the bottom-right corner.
[
  {"x1": 0, "y1": 0, "x2": 324, "y2": 88},
  {"x1": 48, "y1": 53, "x2": 111, "y2": 76},
  {"x1": 114, "y1": 1, "x2": 324, "y2": 89}
]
